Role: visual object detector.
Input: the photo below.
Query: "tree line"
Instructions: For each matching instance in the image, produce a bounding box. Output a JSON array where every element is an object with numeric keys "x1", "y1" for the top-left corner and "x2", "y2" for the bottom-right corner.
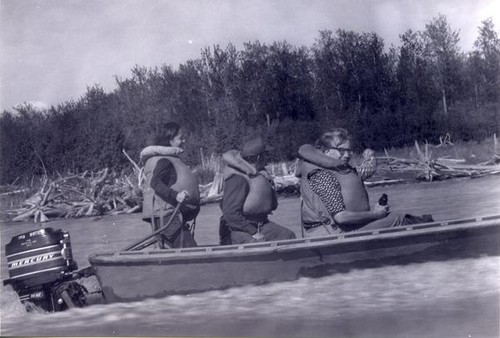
[{"x1": 1, "y1": 15, "x2": 499, "y2": 185}]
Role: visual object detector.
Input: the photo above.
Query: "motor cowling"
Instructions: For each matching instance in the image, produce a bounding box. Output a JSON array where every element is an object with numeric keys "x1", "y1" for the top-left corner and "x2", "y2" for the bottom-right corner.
[{"x1": 3, "y1": 228, "x2": 87, "y2": 312}]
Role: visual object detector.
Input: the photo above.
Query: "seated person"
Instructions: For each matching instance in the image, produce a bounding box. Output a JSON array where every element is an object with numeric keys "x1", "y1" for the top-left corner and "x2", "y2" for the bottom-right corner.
[
  {"x1": 219, "y1": 137, "x2": 296, "y2": 244},
  {"x1": 140, "y1": 122, "x2": 199, "y2": 249},
  {"x1": 297, "y1": 128, "x2": 433, "y2": 237}
]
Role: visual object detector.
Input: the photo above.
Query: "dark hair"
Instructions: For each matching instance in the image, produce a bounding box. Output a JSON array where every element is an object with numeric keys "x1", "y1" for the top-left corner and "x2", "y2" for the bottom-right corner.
[
  {"x1": 242, "y1": 154, "x2": 260, "y2": 163},
  {"x1": 315, "y1": 128, "x2": 351, "y2": 150},
  {"x1": 155, "y1": 122, "x2": 182, "y2": 146}
]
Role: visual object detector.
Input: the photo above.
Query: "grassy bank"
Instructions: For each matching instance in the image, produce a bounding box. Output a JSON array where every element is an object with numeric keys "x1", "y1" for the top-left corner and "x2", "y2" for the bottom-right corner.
[{"x1": 381, "y1": 136, "x2": 498, "y2": 165}]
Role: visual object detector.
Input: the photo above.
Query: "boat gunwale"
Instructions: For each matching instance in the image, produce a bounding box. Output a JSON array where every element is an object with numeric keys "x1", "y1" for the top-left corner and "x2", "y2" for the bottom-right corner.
[{"x1": 88, "y1": 214, "x2": 500, "y2": 264}]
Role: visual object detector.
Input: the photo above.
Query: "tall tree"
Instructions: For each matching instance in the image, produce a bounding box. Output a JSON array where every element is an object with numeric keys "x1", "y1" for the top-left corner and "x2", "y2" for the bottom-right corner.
[
  {"x1": 265, "y1": 41, "x2": 314, "y2": 123},
  {"x1": 472, "y1": 18, "x2": 500, "y2": 104},
  {"x1": 238, "y1": 41, "x2": 271, "y2": 126},
  {"x1": 422, "y1": 14, "x2": 462, "y2": 117},
  {"x1": 395, "y1": 29, "x2": 440, "y2": 143}
]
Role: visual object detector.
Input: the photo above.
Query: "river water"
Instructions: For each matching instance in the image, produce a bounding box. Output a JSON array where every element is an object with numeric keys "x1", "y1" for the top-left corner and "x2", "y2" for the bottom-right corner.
[{"x1": 1, "y1": 175, "x2": 500, "y2": 337}]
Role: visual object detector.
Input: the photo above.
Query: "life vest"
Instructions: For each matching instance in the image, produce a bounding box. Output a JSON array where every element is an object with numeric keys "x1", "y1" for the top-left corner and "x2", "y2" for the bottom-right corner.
[
  {"x1": 222, "y1": 156, "x2": 275, "y2": 216},
  {"x1": 142, "y1": 155, "x2": 200, "y2": 222},
  {"x1": 297, "y1": 160, "x2": 334, "y2": 228},
  {"x1": 333, "y1": 169, "x2": 369, "y2": 211},
  {"x1": 297, "y1": 157, "x2": 370, "y2": 225}
]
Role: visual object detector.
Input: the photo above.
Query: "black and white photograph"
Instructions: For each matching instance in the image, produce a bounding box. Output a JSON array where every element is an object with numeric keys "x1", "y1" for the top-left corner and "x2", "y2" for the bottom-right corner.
[{"x1": 1, "y1": 0, "x2": 499, "y2": 337}]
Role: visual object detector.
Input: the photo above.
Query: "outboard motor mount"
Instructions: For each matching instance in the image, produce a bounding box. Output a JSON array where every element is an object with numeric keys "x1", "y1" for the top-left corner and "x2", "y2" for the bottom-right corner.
[{"x1": 3, "y1": 227, "x2": 88, "y2": 312}]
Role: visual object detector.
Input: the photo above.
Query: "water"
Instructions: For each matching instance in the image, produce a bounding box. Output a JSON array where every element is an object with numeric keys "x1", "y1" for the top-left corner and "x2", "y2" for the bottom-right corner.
[
  {"x1": 1, "y1": 257, "x2": 498, "y2": 337},
  {"x1": 2, "y1": 175, "x2": 500, "y2": 337}
]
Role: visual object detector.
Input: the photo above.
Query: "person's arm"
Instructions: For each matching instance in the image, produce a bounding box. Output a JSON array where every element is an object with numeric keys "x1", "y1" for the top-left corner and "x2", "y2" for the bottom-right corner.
[
  {"x1": 150, "y1": 158, "x2": 179, "y2": 206},
  {"x1": 333, "y1": 207, "x2": 388, "y2": 227},
  {"x1": 222, "y1": 175, "x2": 258, "y2": 235},
  {"x1": 298, "y1": 144, "x2": 345, "y2": 169},
  {"x1": 222, "y1": 150, "x2": 257, "y2": 176}
]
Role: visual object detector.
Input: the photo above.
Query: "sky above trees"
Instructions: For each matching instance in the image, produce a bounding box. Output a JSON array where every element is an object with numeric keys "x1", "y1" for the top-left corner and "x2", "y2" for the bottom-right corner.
[{"x1": 1, "y1": 0, "x2": 499, "y2": 112}]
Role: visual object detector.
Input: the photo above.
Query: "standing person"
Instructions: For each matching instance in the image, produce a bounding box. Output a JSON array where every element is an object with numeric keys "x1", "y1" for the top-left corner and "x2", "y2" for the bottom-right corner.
[
  {"x1": 297, "y1": 128, "x2": 433, "y2": 237},
  {"x1": 141, "y1": 122, "x2": 199, "y2": 248},
  {"x1": 219, "y1": 137, "x2": 296, "y2": 244}
]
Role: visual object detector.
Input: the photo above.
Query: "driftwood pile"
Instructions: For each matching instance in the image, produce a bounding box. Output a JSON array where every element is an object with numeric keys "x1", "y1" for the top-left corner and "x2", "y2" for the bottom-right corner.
[
  {"x1": 377, "y1": 139, "x2": 500, "y2": 182},
  {"x1": 5, "y1": 149, "x2": 227, "y2": 223},
  {"x1": 6, "y1": 168, "x2": 143, "y2": 223}
]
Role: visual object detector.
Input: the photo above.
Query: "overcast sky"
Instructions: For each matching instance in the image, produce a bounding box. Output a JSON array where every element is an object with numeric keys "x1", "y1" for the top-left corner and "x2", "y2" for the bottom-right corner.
[{"x1": 1, "y1": 0, "x2": 499, "y2": 112}]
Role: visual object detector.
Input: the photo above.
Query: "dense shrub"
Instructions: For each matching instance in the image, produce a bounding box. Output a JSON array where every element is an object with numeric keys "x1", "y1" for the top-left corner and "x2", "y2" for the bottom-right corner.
[{"x1": 1, "y1": 16, "x2": 499, "y2": 184}]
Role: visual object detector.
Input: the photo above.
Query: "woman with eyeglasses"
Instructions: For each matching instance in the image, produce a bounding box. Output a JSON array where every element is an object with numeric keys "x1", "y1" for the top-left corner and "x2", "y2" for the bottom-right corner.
[{"x1": 296, "y1": 128, "x2": 432, "y2": 237}]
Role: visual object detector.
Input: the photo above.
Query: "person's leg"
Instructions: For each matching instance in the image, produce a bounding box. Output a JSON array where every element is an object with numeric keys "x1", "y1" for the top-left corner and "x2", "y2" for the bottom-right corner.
[
  {"x1": 230, "y1": 231, "x2": 256, "y2": 244},
  {"x1": 304, "y1": 225, "x2": 339, "y2": 238},
  {"x1": 260, "y1": 221, "x2": 296, "y2": 241},
  {"x1": 219, "y1": 216, "x2": 232, "y2": 245},
  {"x1": 153, "y1": 213, "x2": 184, "y2": 248},
  {"x1": 159, "y1": 212, "x2": 184, "y2": 237},
  {"x1": 400, "y1": 213, "x2": 435, "y2": 225},
  {"x1": 357, "y1": 213, "x2": 407, "y2": 231},
  {"x1": 151, "y1": 217, "x2": 170, "y2": 249},
  {"x1": 170, "y1": 226, "x2": 198, "y2": 248},
  {"x1": 182, "y1": 228, "x2": 198, "y2": 247}
]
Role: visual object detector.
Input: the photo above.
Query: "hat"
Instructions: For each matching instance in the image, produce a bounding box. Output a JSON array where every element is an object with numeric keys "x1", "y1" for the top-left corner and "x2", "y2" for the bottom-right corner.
[{"x1": 241, "y1": 137, "x2": 274, "y2": 157}]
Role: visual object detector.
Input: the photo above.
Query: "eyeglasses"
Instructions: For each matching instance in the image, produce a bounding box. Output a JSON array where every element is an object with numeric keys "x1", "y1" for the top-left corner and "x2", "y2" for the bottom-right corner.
[{"x1": 330, "y1": 147, "x2": 353, "y2": 156}]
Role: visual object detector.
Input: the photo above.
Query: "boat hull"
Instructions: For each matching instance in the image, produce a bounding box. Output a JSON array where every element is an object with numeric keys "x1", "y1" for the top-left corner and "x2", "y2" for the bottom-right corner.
[{"x1": 88, "y1": 215, "x2": 500, "y2": 303}]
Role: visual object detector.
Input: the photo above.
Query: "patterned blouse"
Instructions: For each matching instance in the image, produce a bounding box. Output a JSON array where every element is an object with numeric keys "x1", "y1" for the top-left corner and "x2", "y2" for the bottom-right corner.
[{"x1": 308, "y1": 169, "x2": 346, "y2": 216}]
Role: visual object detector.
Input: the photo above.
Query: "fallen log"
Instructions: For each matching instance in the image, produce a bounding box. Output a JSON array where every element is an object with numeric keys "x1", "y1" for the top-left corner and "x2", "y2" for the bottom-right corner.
[
  {"x1": 364, "y1": 179, "x2": 409, "y2": 187},
  {"x1": 439, "y1": 163, "x2": 500, "y2": 171},
  {"x1": 0, "y1": 188, "x2": 30, "y2": 196}
]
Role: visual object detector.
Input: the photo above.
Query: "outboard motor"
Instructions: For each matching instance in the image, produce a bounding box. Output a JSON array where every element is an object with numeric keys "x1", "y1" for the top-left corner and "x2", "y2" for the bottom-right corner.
[{"x1": 3, "y1": 228, "x2": 89, "y2": 312}]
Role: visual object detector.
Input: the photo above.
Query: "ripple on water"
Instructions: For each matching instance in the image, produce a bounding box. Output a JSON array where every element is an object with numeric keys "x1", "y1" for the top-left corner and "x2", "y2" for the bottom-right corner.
[{"x1": 1, "y1": 256, "x2": 499, "y2": 336}]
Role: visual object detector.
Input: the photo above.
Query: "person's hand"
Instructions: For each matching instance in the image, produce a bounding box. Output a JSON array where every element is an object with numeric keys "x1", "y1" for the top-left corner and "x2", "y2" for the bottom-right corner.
[
  {"x1": 170, "y1": 147, "x2": 184, "y2": 155},
  {"x1": 252, "y1": 232, "x2": 266, "y2": 242},
  {"x1": 372, "y1": 203, "x2": 390, "y2": 219},
  {"x1": 176, "y1": 190, "x2": 190, "y2": 203},
  {"x1": 256, "y1": 169, "x2": 270, "y2": 179},
  {"x1": 357, "y1": 148, "x2": 376, "y2": 180}
]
